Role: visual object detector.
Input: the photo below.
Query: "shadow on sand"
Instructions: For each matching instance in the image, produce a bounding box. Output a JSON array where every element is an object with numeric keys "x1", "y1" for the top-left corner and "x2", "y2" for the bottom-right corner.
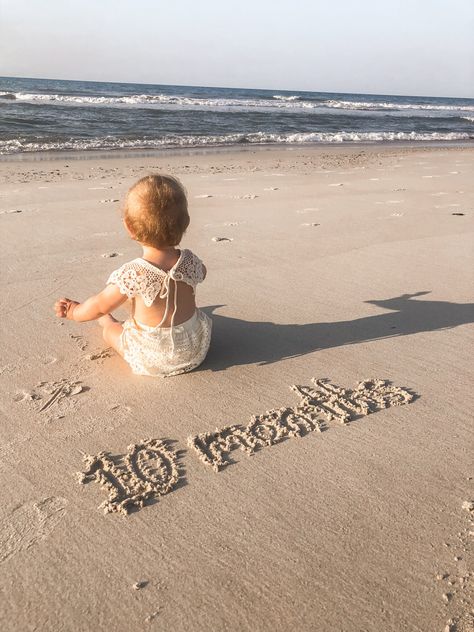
[{"x1": 201, "y1": 292, "x2": 474, "y2": 371}]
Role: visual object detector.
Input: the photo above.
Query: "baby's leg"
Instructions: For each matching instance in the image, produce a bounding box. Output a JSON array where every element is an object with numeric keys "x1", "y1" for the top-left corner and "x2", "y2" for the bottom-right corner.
[{"x1": 98, "y1": 315, "x2": 124, "y2": 356}]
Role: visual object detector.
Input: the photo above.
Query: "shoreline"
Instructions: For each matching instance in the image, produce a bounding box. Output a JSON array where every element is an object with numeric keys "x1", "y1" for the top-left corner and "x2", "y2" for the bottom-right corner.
[{"x1": 1, "y1": 139, "x2": 474, "y2": 164}]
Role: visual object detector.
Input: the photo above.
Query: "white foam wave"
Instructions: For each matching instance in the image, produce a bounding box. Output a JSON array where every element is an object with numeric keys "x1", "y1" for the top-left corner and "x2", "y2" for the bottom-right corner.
[
  {"x1": 1, "y1": 131, "x2": 471, "y2": 154},
  {"x1": 4, "y1": 91, "x2": 473, "y2": 113},
  {"x1": 322, "y1": 99, "x2": 474, "y2": 112},
  {"x1": 273, "y1": 95, "x2": 300, "y2": 101},
  {"x1": 5, "y1": 91, "x2": 313, "y2": 111},
  {"x1": 462, "y1": 116, "x2": 474, "y2": 122}
]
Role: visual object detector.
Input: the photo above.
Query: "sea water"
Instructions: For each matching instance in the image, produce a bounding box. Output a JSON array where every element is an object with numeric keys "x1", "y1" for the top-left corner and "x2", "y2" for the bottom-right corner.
[{"x1": 0, "y1": 76, "x2": 473, "y2": 155}]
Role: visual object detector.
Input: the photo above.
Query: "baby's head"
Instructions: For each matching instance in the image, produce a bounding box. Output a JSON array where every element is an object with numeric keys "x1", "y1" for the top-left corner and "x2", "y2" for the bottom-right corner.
[{"x1": 124, "y1": 175, "x2": 190, "y2": 248}]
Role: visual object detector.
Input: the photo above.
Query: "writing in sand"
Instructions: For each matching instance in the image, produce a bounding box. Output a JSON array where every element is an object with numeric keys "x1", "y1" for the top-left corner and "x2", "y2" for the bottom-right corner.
[{"x1": 78, "y1": 378, "x2": 414, "y2": 515}]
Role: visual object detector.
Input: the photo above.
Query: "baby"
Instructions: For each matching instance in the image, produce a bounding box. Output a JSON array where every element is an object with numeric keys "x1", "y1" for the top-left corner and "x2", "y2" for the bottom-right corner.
[{"x1": 54, "y1": 174, "x2": 212, "y2": 377}]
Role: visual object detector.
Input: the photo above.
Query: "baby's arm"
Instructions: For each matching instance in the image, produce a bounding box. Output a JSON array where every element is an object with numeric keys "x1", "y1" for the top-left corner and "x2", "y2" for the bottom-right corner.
[{"x1": 54, "y1": 285, "x2": 127, "y2": 322}]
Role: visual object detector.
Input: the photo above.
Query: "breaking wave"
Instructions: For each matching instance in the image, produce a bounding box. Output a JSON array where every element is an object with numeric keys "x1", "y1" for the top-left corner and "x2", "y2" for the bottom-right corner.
[
  {"x1": 1, "y1": 131, "x2": 471, "y2": 155},
  {"x1": 2, "y1": 91, "x2": 474, "y2": 113},
  {"x1": 321, "y1": 99, "x2": 474, "y2": 112}
]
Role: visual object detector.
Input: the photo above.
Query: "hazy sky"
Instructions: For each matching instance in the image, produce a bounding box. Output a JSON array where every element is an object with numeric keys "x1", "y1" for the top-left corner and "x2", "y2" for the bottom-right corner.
[{"x1": 1, "y1": 0, "x2": 473, "y2": 97}]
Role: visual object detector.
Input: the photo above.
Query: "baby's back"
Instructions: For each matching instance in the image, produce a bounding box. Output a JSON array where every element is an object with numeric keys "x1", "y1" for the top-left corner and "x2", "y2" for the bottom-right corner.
[
  {"x1": 107, "y1": 248, "x2": 206, "y2": 329},
  {"x1": 134, "y1": 280, "x2": 196, "y2": 327}
]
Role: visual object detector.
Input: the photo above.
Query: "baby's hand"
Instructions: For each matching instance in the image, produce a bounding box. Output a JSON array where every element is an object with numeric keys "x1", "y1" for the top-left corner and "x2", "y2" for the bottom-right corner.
[{"x1": 54, "y1": 298, "x2": 80, "y2": 320}]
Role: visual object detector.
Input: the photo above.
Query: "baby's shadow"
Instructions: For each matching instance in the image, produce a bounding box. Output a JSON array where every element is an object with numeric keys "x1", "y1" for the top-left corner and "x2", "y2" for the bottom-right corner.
[{"x1": 200, "y1": 292, "x2": 474, "y2": 371}]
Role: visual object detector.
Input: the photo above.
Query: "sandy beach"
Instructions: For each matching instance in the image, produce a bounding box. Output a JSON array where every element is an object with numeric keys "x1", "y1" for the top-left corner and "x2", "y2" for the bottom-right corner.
[{"x1": 0, "y1": 143, "x2": 473, "y2": 632}]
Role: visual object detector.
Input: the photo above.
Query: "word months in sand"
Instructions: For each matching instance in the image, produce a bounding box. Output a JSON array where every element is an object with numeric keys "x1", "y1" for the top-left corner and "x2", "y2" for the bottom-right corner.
[
  {"x1": 188, "y1": 378, "x2": 414, "y2": 471},
  {"x1": 79, "y1": 379, "x2": 413, "y2": 514}
]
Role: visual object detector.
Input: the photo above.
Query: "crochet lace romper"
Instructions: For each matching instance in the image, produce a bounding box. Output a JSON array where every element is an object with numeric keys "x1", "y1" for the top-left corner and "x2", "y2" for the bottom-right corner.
[{"x1": 107, "y1": 249, "x2": 212, "y2": 377}]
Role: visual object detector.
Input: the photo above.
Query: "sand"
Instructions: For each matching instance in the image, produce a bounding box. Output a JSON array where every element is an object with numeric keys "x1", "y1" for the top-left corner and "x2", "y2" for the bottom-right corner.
[
  {"x1": 188, "y1": 378, "x2": 414, "y2": 472},
  {"x1": 0, "y1": 143, "x2": 473, "y2": 631}
]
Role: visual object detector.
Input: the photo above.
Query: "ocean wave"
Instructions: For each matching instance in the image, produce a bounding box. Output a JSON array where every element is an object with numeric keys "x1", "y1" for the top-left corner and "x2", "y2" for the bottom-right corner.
[
  {"x1": 3, "y1": 90, "x2": 473, "y2": 114},
  {"x1": 321, "y1": 99, "x2": 474, "y2": 112},
  {"x1": 462, "y1": 116, "x2": 474, "y2": 122},
  {"x1": 273, "y1": 95, "x2": 301, "y2": 101},
  {"x1": 2, "y1": 91, "x2": 314, "y2": 110},
  {"x1": 1, "y1": 131, "x2": 471, "y2": 154}
]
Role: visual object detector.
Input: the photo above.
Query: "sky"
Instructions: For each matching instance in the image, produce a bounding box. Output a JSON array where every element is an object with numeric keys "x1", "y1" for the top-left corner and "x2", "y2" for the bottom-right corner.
[{"x1": 0, "y1": 0, "x2": 473, "y2": 98}]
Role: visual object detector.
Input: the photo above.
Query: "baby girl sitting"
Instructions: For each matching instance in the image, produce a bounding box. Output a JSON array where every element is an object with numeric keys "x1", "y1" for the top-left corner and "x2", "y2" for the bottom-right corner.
[{"x1": 54, "y1": 174, "x2": 212, "y2": 377}]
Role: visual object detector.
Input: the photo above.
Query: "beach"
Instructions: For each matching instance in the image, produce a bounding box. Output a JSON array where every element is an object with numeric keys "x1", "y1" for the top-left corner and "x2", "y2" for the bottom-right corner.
[{"x1": 0, "y1": 143, "x2": 473, "y2": 632}]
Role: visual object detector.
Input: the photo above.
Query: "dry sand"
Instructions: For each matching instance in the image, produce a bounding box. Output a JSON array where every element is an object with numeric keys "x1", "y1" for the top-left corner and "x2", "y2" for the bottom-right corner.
[{"x1": 0, "y1": 144, "x2": 473, "y2": 631}]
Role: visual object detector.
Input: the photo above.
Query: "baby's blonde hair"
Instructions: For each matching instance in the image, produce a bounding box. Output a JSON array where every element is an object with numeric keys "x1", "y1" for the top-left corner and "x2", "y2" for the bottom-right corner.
[{"x1": 124, "y1": 174, "x2": 190, "y2": 248}]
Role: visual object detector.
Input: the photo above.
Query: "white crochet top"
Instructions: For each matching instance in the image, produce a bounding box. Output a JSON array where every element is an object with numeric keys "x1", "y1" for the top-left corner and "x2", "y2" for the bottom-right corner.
[
  {"x1": 107, "y1": 249, "x2": 205, "y2": 307},
  {"x1": 107, "y1": 249, "x2": 206, "y2": 345}
]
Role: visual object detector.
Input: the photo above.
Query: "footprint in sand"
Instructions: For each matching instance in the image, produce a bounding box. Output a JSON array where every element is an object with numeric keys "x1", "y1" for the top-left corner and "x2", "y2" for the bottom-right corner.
[
  {"x1": 422, "y1": 175, "x2": 441, "y2": 178},
  {"x1": 101, "y1": 252, "x2": 122, "y2": 258},
  {"x1": 86, "y1": 348, "x2": 114, "y2": 362},
  {"x1": 77, "y1": 439, "x2": 181, "y2": 515},
  {"x1": 70, "y1": 333, "x2": 88, "y2": 351},
  {"x1": 0, "y1": 497, "x2": 67, "y2": 565},
  {"x1": 0, "y1": 209, "x2": 22, "y2": 215},
  {"x1": 37, "y1": 380, "x2": 84, "y2": 413},
  {"x1": 13, "y1": 390, "x2": 41, "y2": 403},
  {"x1": 263, "y1": 187, "x2": 279, "y2": 191},
  {"x1": 14, "y1": 380, "x2": 85, "y2": 416},
  {"x1": 328, "y1": 183, "x2": 344, "y2": 187},
  {"x1": 99, "y1": 199, "x2": 119, "y2": 203},
  {"x1": 212, "y1": 236, "x2": 233, "y2": 242},
  {"x1": 195, "y1": 194, "x2": 213, "y2": 198},
  {"x1": 452, "y1": 213, "x2": 466, "y2": 216},
  {"x1": 301, "y1": 222, "x2": 320, "y2": 227}
]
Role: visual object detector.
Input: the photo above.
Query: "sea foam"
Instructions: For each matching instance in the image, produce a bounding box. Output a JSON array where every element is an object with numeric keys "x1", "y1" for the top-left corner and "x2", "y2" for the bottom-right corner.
[
  {"x1": 3, "y1": 91, "x2": 474, "y2": 113},
  {"x1": 0, "y1": 130, "x2": 471, "y2": 155}
]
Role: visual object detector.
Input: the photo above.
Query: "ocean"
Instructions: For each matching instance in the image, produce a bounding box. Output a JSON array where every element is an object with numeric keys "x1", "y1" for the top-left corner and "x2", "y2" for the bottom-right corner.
[{"x1": 0, "y1": 76, "x2": 473, "y2": 155}]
